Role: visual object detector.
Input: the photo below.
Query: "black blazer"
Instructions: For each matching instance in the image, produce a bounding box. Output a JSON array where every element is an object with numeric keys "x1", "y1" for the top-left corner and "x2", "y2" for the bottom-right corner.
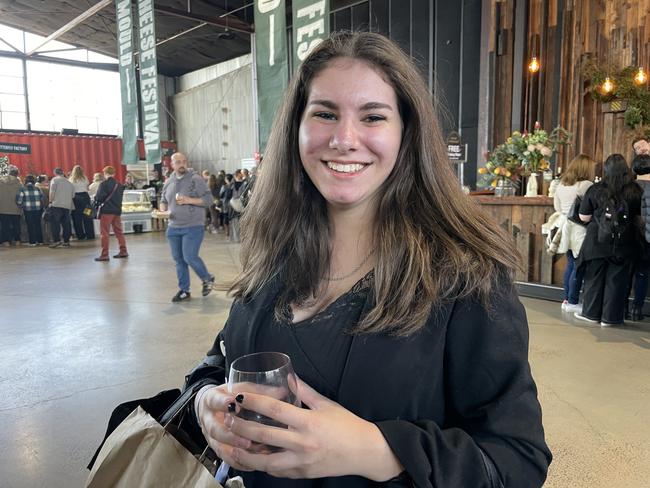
[{"x1": 186, "y1": 276, "x2": 551, "y2": 488}]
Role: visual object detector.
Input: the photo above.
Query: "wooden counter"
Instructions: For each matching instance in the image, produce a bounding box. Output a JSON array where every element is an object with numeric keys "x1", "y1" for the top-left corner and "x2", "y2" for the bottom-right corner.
[{"x1": 472, "y1": 195, "x2": 565, "y2": 286}]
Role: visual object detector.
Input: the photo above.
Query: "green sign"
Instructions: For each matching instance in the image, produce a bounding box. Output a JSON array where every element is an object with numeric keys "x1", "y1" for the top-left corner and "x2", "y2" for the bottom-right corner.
[
  {"x1": 0, "y1": 142, "x2": 31, "y2": 154},
  {"x1": 115, "y1": 0, "x2": 139, "y2": 164},
  {"x1": 255, "y1": 0, "x2": 289, "y2": 152},
  {"x1": 292, "y1": 0, "x2": 329, "y2": 67},
  {"x1": 136, "y1": 0, "x2": 162, "y2": 164}
]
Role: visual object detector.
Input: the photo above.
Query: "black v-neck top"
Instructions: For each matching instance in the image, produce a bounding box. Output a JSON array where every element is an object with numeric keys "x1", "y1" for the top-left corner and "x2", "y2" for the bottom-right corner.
[{"x1": 255, "y1": 273, "x2": 373, "y2": 402}]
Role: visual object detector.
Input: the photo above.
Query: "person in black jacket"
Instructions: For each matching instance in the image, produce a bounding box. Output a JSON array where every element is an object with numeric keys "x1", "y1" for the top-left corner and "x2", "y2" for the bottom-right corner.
[
  {"x1": 188, "y1": 32, "x2": 551, "y2": 487},
  {"x1": 93, "y1": 165, "x2": 128, "y2": 261},
  {"x1": 629, "y1": 154, "x2": 650, "y2": 320},
  {"x1": 575, "y1": 154, "x2": 642, "y2": 326}
]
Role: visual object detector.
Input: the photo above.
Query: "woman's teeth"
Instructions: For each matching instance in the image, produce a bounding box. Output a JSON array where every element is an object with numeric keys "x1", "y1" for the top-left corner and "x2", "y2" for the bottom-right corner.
[{"x1": 327, "y1": 162, "x2": 366, "y2": 173}]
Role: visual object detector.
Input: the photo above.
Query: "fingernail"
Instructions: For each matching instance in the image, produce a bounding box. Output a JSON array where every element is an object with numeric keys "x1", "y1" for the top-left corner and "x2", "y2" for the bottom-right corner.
[
  {"x1": 225, "y1": 414, "x2": 234, "y2": 429},
  {"x1": 235, "y1": 394, "x2": 244, "y2": 403},
  {"x1": 227, "y1": 402, "x2": 236, "y2": 412}
]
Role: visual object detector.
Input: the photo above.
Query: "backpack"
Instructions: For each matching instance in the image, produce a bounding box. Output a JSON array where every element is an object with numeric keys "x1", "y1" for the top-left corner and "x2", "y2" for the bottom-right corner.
[{"x1": 596, "y1": 197, "x2": 629, "y2": 245}]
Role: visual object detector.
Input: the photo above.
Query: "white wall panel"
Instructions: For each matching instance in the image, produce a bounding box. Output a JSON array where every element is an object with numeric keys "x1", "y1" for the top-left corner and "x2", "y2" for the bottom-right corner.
[
  {"x1": 179, "y1": 54, "x2": 252, "y2": 92},
  {"x1": 173, "y1": 64, "x2": 255, "y2": 174}
]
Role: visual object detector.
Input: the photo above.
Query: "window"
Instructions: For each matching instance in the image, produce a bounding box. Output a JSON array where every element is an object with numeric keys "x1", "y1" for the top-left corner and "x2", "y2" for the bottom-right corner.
[
  {"x1": 0, "y1": 22, "x2": 121, "y2": 134},
  {"x1": 27, "y1": 60, "x2": 121, "y2": 135},
  {"x1": 0, "y1": 56, "x2": 26, "y2": 130}
]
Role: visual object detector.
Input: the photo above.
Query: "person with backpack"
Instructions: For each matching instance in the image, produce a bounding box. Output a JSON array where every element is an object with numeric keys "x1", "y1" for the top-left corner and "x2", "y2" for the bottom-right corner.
[{"x1": 574, "y1": 154, "x2": 643, "y2": 326}]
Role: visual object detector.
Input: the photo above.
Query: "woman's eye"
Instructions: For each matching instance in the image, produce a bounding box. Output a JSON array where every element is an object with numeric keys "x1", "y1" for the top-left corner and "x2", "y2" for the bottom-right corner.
[
  {"x1": 364, "y1": 114, "x2": 386, "y2": 123},
  {"x1": 314, "y1": 112, "x2": 336, "y2": 120}
]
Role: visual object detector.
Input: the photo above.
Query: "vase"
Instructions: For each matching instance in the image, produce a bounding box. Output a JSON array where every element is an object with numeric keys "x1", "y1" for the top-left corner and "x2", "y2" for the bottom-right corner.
[
  {"x1": 495, "y1": 179, "x2": 516, "y2": 197},
  {"x1": 525, "y1": 172, "x2": 539, "y2": 197}
]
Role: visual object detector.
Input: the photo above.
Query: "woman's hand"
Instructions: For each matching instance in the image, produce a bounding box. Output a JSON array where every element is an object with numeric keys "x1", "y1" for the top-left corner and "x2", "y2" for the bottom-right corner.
[
  {"x1": 197, "y1": 384, "x2": 254, "y2": 472},
  {"x1": 221, "y1": 379, "x2": 404, "y2": 481}
]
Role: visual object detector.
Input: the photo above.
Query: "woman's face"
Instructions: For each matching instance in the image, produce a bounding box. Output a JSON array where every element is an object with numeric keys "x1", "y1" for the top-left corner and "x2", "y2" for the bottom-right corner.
[{"x1": 298, "y1": 58, "x2": 403, "y2": 213}]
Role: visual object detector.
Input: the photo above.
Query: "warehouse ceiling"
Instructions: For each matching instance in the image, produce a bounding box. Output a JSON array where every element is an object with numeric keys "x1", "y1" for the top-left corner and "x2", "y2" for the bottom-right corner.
[{"x1": 0, "y1": 0, "x2": 256, "y2": 76}]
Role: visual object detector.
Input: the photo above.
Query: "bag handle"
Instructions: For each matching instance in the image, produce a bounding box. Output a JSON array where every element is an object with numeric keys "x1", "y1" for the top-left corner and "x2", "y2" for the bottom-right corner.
[{"x1": 160, "y1": 377, "x2": 217, "y2": 427}]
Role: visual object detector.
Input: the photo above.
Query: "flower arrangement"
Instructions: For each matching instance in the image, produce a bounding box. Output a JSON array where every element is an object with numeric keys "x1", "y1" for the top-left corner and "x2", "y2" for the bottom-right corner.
[
  {"x1": 0, "y1": 155, "x2": 10, "y2": 176},
  {"x1": 480, "y1": 124, "x2": 571, "y2": 188}
]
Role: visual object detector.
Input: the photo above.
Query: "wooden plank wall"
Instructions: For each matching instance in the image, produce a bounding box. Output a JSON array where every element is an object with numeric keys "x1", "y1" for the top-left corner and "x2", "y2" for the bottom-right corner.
[{"x1": 490, "y1": 0, "x2": 650, "y2": 169}]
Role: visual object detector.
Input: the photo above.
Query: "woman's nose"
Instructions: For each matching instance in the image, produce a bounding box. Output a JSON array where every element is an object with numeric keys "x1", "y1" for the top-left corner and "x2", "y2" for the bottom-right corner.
[{"x1": 328, "y1": 119, "x2": 358, "y2": 152}]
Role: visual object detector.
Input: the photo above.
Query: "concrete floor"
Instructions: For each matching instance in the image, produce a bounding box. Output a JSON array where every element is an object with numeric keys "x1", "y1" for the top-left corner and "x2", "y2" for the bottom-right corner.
[{"x1": 0, "y1": 232, "x2": 648, "y2": 488}]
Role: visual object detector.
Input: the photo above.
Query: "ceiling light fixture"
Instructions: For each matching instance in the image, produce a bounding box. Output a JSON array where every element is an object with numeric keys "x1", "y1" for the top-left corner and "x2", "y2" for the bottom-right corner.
[{"x1": 218, "y1": 0, "x2": 236, "y2": 40}]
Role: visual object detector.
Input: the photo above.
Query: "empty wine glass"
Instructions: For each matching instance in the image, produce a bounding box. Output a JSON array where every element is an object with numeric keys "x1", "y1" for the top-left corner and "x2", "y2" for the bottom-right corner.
[{"x1": 227, "y1": 352, "x2": 300, "y2": 452}]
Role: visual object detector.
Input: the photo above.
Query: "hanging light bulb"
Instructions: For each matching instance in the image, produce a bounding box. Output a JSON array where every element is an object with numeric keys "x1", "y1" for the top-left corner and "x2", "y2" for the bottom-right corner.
[
  {"x1": 528, "y1": 56, "x2": 540, "y2": 73},
  {"x1": 634, "y1": 67, "x2": 647, "y2": 85},
  {"x1": 601, "y1": 76, "x2": 615, "y2": 94}
]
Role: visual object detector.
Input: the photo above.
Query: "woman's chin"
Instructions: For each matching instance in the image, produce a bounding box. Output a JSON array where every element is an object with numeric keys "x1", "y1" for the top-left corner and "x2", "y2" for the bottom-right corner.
[{"x1": 324, "y1": 195, "x2": 370, "y2": 211}]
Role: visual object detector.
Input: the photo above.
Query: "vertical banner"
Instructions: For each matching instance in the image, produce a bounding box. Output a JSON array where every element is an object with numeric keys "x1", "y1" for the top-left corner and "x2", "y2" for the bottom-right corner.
[
  {"x1": 255, "y1": 0, "x2": 289, "y2": 152},
  {"x1": 115, "y1": 0, "x2": 138, "y2": 164},
  {"x1": 136, "y1": 0, "x2": 161, "y2": 164},
  {"x1": 292, "y1": 0, "x2": 329, "y2": 68}
]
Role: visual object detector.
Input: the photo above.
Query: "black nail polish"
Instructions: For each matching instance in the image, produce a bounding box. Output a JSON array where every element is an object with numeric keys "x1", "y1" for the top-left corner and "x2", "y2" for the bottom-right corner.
[
  {"x1": 228, "y1": 402, "x2": 236, "y2": 412},
  {"x1": 235, "y1": 394, "x2": 244, "y2": 403}
]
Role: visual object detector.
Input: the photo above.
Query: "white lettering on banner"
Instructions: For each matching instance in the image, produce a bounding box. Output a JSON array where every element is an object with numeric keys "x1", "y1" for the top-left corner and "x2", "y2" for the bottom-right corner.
[
  {"x1": 295, "y1": 2, "x2": 326, "y2": 61},
  {"x1": 125, "y1": 67, "x2": 132, "y2": 102},
  {"x1": 140, "y1": 22, "x2": 154, "y2": 37},
  {"x1": 138, "y1": 0, "x2": 153, "y2": 23},
  {"x1": 141, "y1": 48, "x2": 155, "y2": 62},
  {"x1": 140, "y1": 33, "x2": 154, "y2": 51},
  {"x1": 258, "y1": 0, "x2": 281, "y2": 13},
  {"x1": 269, "y1": 14, "x2": 275, "y2": 66},
  {"x1": 116, "y1": 0, "x2": 132, "y2": 67},
  {"x1": 140, "y1": 65, "x2": 156, "y2": 78},
  {"x1": 297, "y1": 38, "x2": 323, "y2": 60},
  {"x1": 142, "y1": 87, "x2": 157, "y2": 103},
  {"x1": 297, "y1": 1, "x2": 325, "y2": 20},
  {"x1": 296, "y1": 19, "x2": 324, "y2": 43},
  {"x1": 120, "y1": 52, "x2": 131, "y2": 66}
]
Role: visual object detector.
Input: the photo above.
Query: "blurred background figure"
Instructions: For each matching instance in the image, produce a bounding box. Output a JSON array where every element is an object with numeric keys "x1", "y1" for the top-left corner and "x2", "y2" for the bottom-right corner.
[{"x1": 69, "y1": 165, "x2": 95, "y2": 240}]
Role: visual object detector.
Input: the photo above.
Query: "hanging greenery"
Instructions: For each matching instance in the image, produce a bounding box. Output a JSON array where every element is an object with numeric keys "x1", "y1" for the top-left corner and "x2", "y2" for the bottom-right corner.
[{"x1": 582, "y1": 56, "x2": 650, "y2": 135}]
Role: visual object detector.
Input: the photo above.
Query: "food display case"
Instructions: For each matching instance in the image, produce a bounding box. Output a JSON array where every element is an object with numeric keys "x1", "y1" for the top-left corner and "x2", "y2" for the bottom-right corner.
[
  {"x1": 93, "y1": 189, "x2": 154, "y2": 235},
  {"x1": 121, "y1": 190, "x2": 153, "y2": 233}
]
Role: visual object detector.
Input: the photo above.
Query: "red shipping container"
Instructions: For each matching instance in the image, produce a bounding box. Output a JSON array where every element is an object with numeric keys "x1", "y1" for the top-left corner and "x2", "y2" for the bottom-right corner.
[{"x1": 0, "y1": 132, "x2": 177, "y2": 181}]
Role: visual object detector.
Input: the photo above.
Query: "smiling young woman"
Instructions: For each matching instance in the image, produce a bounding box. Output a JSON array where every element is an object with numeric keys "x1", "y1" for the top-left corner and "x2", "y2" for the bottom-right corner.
[{"x1": 188, "y1": 32, "x2": 551, "y2": 488}]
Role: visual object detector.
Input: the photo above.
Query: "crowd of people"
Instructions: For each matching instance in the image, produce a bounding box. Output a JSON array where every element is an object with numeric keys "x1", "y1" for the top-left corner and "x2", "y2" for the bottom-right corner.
[
  {"x1": 0, "y1": 161, "x2": 257, "y2": 248},
  {"x1": 548, "y1": 139, "x2": 650, "y2": 326}
]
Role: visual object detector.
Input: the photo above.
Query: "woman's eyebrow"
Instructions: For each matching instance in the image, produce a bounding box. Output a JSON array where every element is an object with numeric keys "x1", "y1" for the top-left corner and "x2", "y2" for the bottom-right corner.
[
  {"x1": 308, "y1": 99, "x2": 338, "y2": 109},
  {"x1": 360, "y1": 102, "x2": 394, "y2": 111},
  {"x1": 307, "y1": 100, "x2": 394, "y2": 111}
]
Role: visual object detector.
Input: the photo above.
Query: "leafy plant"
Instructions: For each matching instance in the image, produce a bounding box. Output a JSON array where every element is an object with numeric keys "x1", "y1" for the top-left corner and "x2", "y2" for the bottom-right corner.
[{"x1": 582, "y1": 57, "x2": 650, "y2": 130}]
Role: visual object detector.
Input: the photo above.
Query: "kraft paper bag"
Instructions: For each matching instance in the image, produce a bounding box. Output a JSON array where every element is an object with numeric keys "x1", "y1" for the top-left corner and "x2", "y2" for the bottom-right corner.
[{"x1": 85, "y1": 406, "x2": 222, "y2": 488}]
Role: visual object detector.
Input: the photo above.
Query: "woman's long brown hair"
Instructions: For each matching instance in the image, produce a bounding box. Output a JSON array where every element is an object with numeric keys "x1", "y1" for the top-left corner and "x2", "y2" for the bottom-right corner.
[
  {"x1": 231, "y1": 32, "x2": 519, "y2": 336},
  {"x1": 561, "y1": 154, "x2": 594, "y2": 186}
]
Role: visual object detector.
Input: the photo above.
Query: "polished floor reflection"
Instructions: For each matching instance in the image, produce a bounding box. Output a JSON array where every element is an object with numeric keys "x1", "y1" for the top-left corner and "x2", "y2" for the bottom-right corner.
[{"x1": 0, "y1": 232, "x2": 648, "y2": 487}]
